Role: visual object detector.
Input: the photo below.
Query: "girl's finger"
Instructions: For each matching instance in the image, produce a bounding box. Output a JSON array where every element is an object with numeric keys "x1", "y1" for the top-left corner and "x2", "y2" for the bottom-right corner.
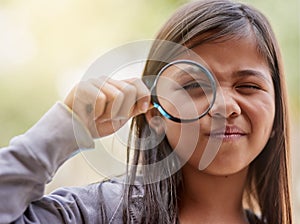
[
  {"x1": 124, "y1": 78, "x2": 151, "y2": 116},
  {"x1": 106, "y1": 78, "x2": 138, "y2": 118},
  {"x1": 91, "y1": 78, "x2": 124, "y2": 120}
]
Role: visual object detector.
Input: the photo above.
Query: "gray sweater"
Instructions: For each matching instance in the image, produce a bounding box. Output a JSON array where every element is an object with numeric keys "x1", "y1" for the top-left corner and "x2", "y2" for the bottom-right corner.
[
  {"x1": 0, "y1": 103, "x2": 127, "y2": 224},
  {"x1": 0, "y1": 103, "x2": 262, "y2": 224}
]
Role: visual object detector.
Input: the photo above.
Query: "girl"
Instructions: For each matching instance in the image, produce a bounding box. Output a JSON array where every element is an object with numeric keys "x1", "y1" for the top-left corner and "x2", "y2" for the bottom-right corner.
[{"x1": 0, "y1": 0, "x2": 292, "y2": 223}]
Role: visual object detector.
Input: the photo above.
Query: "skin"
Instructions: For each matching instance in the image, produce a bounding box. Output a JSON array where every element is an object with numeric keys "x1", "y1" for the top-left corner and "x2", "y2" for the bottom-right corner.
[
  {"x1": 165, "y1": 35, "x2": 275, "y2": 175},
  {"x1": 64, "y1": 77, "x2": 151, "y2": 138},
  {"x1": 163, "y1": 35, "x2": 275, "y2": 223},
  {"x1": 65, "y1": 34, "x2": 275, "y2": 223}
]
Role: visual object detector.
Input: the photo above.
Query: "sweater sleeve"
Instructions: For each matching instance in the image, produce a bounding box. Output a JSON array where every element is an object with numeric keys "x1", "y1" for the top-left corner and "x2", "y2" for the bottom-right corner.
[{"x1": 0, "y1": 102, "x2": 95, "y2": 223}]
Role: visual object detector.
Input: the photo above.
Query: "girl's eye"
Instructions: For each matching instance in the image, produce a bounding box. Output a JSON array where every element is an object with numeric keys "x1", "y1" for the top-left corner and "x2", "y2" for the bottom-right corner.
[
  {"x1": 182, "y1": 82, "x2": 211, "y2": 90},
  {"x1": 237, "y1": 85, "x2": 261, "y2": 90},
  {"x1": 236, "y1": 84, "x2": 262, "y2": 94},
  {"x1": 183, "y1": 82, "x2": 201, "y2": 90}
]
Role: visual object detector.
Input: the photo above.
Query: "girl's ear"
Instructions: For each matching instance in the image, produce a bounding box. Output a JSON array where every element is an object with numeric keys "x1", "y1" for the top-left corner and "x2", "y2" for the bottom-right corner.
[{"x1": 145, "y1": 108, "x2": 166, "y2": 135}]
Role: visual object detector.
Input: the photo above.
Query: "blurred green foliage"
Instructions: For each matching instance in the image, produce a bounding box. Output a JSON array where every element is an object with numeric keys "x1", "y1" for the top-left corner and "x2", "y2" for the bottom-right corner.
[
  {"x1": 0, "y1": 0, "x2": 299, "y2": 220},
  {"x1": 241, "y1": 0, "x2": 300, "y2": 118},
  {"x1": 0, "y1": 0, "x2": 299, "y2": 147},
  {"x1": 0, "y1": 0, "x2": 188, "y2": 146}
]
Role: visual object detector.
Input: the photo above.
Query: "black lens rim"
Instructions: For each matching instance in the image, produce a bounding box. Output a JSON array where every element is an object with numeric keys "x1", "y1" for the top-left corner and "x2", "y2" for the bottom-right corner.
[{"x1": 144, "y1": 59, "x2": 216, "y2": 123}]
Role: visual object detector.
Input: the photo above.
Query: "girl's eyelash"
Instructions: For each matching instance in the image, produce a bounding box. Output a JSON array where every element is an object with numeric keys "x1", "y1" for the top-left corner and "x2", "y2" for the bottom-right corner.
[
  {"x1": 183, "y1": 82, "x2": 211, "y2": 90},
  {"x1": 236, "y1": 84, "x2": 261, "y2": 89},
  {"x1": 183, "y1": 82, "x2": 201, "y2": 89}
]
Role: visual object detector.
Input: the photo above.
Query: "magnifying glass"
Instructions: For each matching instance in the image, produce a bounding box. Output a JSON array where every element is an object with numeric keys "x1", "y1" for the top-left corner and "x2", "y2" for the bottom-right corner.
[{"x1": 143, "y1": 59, "x2": 216, "y2": 123}]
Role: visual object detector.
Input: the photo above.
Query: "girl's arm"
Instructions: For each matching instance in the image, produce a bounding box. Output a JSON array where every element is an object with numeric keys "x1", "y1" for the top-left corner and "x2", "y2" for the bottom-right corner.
[
  {"x1": 0, "y1": 77, "x2": 150, "y2": 223},
  {"x1": 0, "y1": 102, "x2": 94, "y2": 223}
]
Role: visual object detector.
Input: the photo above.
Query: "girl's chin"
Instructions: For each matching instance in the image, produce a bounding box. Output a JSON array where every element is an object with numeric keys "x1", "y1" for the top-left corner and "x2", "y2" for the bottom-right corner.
[{"x1": 199, "y1": 164, "x2": 249, "y2": 177}]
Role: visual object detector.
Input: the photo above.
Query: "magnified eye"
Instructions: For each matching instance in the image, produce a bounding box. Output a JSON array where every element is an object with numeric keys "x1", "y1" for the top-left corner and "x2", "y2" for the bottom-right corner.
[
  {"x1": 183, "y1": 81, "x2": 211, "y2": 91},
  {"x1": 183, "y1": 82, "x2": 201, "y2": 90},
  {"x1": 150, "y1": 59, "x2": 216, "y2": 122}
]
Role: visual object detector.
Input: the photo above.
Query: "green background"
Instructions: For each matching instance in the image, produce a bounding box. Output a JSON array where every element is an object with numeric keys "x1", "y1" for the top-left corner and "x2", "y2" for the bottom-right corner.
[{"x1": 0, "y1": 0, "x2": 299, "y2": 221}]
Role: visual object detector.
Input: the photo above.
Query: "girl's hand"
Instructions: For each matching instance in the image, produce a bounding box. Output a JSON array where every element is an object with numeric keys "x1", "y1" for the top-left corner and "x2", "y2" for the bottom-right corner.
[{"x1": 64, "y1": 77, "x2": 150, "y2": 138}]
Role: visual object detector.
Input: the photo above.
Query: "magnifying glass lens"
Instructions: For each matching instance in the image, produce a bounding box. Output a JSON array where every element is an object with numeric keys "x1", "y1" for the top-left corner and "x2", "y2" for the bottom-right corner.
[{"x1": 155, "y1": 61, "x2": 215, "y2": 122}]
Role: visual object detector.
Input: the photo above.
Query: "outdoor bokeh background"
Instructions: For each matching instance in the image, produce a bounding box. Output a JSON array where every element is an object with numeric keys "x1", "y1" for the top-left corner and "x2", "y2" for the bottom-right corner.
[{"x1": 0, "y1": 0, "x2": 299, "y2": 221}]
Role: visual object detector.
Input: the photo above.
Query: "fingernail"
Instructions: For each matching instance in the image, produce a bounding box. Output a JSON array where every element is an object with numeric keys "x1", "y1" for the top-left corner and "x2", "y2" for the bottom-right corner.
[{"x1": 141, "y1": 102, "x2": 149, "y2": 113}]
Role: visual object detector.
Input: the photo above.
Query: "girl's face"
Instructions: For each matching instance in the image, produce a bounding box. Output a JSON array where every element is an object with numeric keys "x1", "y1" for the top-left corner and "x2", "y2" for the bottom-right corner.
[{"x1": 164, "y1": 36, "x2": 275, "y2": 176}]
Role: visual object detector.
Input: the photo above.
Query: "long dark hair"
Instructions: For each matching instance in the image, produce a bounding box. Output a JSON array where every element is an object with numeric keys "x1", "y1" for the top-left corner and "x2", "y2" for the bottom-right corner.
[{"x1": 122, "y1": 0, "x2": 292, "y2": 223}]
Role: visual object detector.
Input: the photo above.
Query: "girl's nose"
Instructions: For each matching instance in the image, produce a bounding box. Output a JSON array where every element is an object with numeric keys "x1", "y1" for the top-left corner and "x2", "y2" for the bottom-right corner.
[{"x1": 208, "y1": 88, "x2": 241, "y2": 119}]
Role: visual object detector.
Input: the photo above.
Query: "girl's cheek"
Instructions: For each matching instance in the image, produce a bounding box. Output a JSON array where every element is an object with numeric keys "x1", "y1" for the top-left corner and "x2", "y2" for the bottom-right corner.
[{"x1": 165, "y1": 122, "x2": 209, "y2": 166}]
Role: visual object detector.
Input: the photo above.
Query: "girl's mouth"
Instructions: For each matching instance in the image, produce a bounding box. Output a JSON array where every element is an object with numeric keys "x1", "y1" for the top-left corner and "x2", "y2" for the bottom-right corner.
[{"x1": 208, "y1": 125, "x2": 246, "y2": 141}]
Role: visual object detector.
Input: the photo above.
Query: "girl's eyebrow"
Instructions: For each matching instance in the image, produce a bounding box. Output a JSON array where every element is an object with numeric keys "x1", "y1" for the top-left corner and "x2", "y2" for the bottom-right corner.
[
  {"x1": 234, "y1": 69, "x2": 272, "y2": 84},
  {"x1": 165, "y1": 66, "x2": 206, "y2": 81}
]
